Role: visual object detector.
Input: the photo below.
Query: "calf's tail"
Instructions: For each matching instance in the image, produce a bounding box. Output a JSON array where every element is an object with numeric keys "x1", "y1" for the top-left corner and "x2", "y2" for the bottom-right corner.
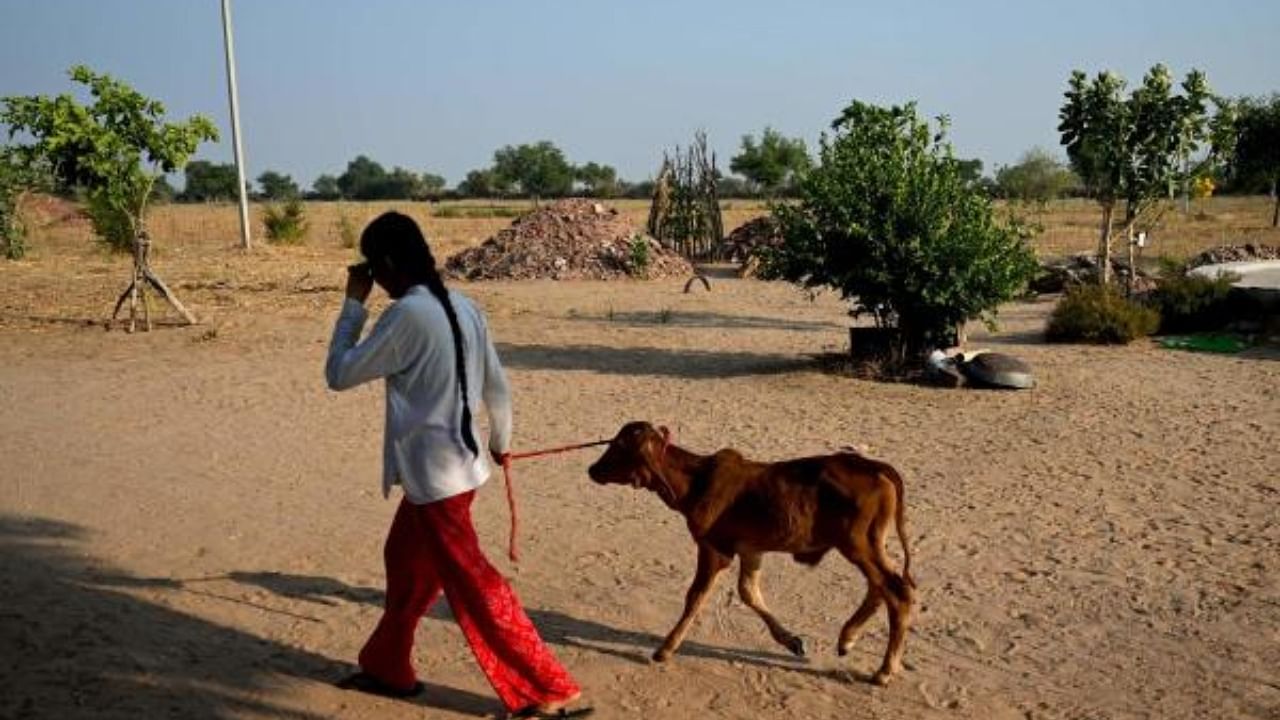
[{"x1": 880, "y1": 464, "x2": 914, "y2": 588}]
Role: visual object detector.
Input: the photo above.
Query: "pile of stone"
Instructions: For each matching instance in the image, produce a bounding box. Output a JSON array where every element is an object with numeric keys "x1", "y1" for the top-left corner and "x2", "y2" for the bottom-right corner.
[
  {"x1": 444, "y1": 199, "x2": 693, "y2": 281},
  {"x1": 1031, "y1": 253, "x2": 1156, "y2": 294},
  {"x1": 721, "y1": 216, "x2": 784, "y2": 277},
  {"x1": 1187, "y1": 243, "x2": 1279, "y2": 268}
]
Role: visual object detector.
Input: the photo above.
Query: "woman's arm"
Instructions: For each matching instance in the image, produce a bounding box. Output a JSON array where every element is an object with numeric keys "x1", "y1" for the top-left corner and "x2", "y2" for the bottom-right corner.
[
  {"x1": 479, "y1": 317, "x2": 513, "y2": 457},
  {"x1": 325, "y1": 299, "x2": 406, "y2": 390}
]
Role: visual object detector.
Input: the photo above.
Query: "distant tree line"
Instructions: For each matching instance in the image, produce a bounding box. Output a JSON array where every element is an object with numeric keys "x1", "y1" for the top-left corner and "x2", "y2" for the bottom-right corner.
[{"x1": 154, "y1": 104, "x2": 1278, "y2": 210}]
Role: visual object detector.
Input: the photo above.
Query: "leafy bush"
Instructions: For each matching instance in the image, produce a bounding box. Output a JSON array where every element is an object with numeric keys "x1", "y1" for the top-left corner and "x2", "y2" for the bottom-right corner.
[
  {"x1": 628, "y1": 233, "x2": 650, "y2": 277},
  {"x1": 84, "y1": 189, "x2": 136, "y2": 252},
  {"x1": 1148, "y1": 261, "x2": 1239, "y2": 333},
  {"x1": 763, "y1": 101, "x2": 1038, "y2": 360},
  {"x1": 0, "y1": 202, "x2": 23, "y2": 259},
  {"x1": 263, "y1": 198, "x2": 307, "y2": 244},
  {"x1": 0, "y1": 184, "x2": 24, "y2": 261},
  {"x1": 1045, "y1": 284, "x2": 1159, "y2": 343},
  {"x1": 337, "y1": 209, "x2": 358, "y2": 249}
]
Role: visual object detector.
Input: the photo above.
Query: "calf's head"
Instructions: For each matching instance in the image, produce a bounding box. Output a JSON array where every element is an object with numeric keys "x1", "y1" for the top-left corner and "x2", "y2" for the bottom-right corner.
[{"x1": 588, "y1": 421, "x2": 669, "y2": 489}]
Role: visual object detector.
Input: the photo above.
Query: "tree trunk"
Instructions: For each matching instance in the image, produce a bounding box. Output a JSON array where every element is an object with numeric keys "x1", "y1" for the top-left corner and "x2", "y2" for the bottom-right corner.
[
  {"x1": 1272, "y1": 179, "x2": 1278, "y2": 228},
  {"x1": 1098, "y1": 202, "x2": 1115, "y2": 285},
  {"x1": 1125, "y1": 219, "x2": 1137, "y2": 297},
  {"x1": 111, "y1": 226, "x2": 196, "y2": 331}
]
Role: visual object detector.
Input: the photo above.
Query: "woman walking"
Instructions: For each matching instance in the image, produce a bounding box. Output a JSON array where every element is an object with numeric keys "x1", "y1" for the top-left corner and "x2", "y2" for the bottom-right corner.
[{"x1": 325, "y1": 212, "x2": 591, "y2": 718}]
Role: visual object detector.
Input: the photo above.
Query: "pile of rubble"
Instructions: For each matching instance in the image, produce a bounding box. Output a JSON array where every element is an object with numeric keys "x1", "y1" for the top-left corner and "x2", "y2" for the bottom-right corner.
[
  {"x1": 19, "y1": 193, "x2": 88, "y2": 226},
  {"x1": 721, "y1": 216, "x2": 784, "y2": 277},
  {"x1": 444, "y1": 199, "x2": 693, "y2": 281},
  {"x1": 1031, "y1": 254, "x2": 1156, "y2": 294},
  {"x1": 1187, "y1": 243, "x2": 1279, "y2": 268}
]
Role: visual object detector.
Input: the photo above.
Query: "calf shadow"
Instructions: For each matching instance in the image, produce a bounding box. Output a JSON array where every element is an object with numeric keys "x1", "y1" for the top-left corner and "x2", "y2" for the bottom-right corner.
[{"x1": 227, "y1": 570, "x2": 838, "y2": 681}]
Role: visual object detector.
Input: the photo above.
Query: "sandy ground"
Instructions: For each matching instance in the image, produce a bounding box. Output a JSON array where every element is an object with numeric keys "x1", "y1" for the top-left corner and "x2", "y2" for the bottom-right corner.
[{"x1": 1, "y1": 268, "x2": 1278, "y2": 720}]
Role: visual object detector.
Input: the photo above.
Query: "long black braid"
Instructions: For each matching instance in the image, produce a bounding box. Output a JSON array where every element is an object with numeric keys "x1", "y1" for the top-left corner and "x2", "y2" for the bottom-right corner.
[{"x1": 360, "y1": 212, "x2": 480, "y2": 457}]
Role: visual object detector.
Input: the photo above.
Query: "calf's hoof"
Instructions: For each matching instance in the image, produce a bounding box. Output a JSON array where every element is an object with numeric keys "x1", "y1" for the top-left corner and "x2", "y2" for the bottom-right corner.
[
  {"x1": 870, "y1": 669, "x2": 896, "y2": 687},
  {"x1": 650, "y1": 648, "x2": 673, "y2": 663},
  {"x1": 785, "y1": 635, "x2": 807, "y2": 658}
]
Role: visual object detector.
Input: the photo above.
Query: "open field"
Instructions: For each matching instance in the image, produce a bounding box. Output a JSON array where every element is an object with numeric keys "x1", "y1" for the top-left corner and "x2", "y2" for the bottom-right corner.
[
  {"x1": 15, "y1": 195, "x2": 1280, "y2": 267},
  {"x1": 1, "y1": 196, "x2": 1278, "y2": 719}
]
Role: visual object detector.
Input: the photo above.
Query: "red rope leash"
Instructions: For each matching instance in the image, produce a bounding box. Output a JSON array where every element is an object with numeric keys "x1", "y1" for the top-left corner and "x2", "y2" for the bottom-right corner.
[
  {"x1": 509, "y1": 439, "x2": 611, "y2": 461},
  {"x1": 499, "y1": 438, "x2": 611, "y2": 563}
]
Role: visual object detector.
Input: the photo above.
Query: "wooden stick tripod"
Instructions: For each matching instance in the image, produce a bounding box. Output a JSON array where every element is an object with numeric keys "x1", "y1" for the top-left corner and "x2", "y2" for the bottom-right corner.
[{"x1": 111, "y1": 228, "x2": 196, "y2": 332}]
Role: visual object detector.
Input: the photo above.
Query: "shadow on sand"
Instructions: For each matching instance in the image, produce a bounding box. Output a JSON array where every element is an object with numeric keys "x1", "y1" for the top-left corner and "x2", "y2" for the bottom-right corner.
[
  {"x1": 568, "y1": 309, "x2": 843, "y2": 333},
  {"x1": 0, "y1": 514, "x2": 498, "y2": 718},
  {"x1": 496, "y1": 342, "x2": 813, "y2": 379},
  {"x1": 224, "y1": 570, "x2": 836, "y2": 682}
]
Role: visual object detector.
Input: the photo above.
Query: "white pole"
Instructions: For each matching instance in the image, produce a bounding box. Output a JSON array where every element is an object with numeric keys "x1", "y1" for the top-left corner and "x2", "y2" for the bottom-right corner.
[{"x1": 220, "y1": 0, "x2": 252, "y2": 250}]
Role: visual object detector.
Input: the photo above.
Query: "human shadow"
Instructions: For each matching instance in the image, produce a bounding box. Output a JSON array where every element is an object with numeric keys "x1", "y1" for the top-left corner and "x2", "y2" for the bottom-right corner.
[
  {"x1": 496, "y1": 342, "x2": 811, "y2": 379},
  {"x1": 570, "y1": 310, "x2": 842, "y2": 333},
  {"x1": 0, "y1": 514, "x2": 499, "y2": 718},
  {"x1": 225, "y1": 570, "x2": 839, "y2": 682}
]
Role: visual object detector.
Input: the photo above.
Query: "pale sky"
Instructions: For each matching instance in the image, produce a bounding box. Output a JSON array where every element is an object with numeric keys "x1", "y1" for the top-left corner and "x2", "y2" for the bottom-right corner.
[{"x1": 3, "y1": 0, "x2": 1278, "y2": 188}]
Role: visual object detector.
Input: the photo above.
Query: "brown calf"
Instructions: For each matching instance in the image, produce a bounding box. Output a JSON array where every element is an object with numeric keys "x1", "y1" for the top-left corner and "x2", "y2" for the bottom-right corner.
[{"x1": 587, "y1": 421, "x2": 915, "y2": 685}]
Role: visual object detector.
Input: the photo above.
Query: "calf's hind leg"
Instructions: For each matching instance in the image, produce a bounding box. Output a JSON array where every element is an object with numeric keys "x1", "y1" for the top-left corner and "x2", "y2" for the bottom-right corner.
[
  {"x1": 653, "y1": 543, "x2": 730, "y2": 662},
  {"x1": 737, "y1": 552, "x2": 806, "y2": 657},
  {"x1": 836, "y1": 584, "x2": 882, "y2": 657},
  {"x1": 840, "y1": 513, "x2": 913, "y2": 685}
]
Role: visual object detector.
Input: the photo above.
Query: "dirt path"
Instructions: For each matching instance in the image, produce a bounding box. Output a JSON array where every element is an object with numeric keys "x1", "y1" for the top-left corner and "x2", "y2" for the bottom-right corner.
[{"x1": 1, "y1": 276, "x2": 1277, "y2": 719}]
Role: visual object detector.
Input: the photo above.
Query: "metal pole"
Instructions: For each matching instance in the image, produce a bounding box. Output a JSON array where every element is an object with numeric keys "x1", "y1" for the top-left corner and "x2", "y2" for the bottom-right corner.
[{"x1": 220, "y1": 0, "x2": 252, "y2": 250}]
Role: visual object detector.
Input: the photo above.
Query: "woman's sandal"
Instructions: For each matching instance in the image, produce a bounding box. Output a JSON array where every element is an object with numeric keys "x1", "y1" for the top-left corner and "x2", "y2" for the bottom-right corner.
[
  {"x1": 335, "y1": 671, "x2": 425, "y2": 699},
  {"x1": 511, "y1": 704, "x2": 595, "y2": 719}
]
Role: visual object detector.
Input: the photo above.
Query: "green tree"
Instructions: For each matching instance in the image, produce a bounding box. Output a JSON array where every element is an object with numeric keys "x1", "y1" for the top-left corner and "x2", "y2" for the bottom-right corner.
[
  {"x1": 256, "y1": 170, "x2": 298, "y2": 200},
  {"x1": 715, "y1": 175, "x2": 753, "y2": 198},
  {"x1": 337, "y1": 155, "x2": 388, "y2": 200},
  {"x1": 182, "y1": 160, "x2": 238, "y2": 201},
  {"x1": 995, "y1": 147, "x2": 1079, "y2": 203},
  {"x1": 150, "y1": 175, "x2": 176, "y2": 204},
  {"x1": 762, "y1": 101, "x2": 1037, "y2": 363},
  {"x1": 456, "y1": 168, "x2": 499, "y2": 198},
  {"x1": 951, "y1": 158, "x2": 985, "y2": 187},
  {"x1": 420, "y1": 171, "x2": 446, "y2": 196},
  {"x1": 729, "y1": 127, "x2": 811, "y2": 195},
  {"x1": 1228, "y1": 94, "x2": 1280, "y2": 226},
  {"x1": 311, "y1": 173, "x2": 341, "y2": 200},
  {"x1": 1058, "y1": 65, "x2": 1232, "y2": 284},
  {"x1": 0, "y1": 148, "x2": 45, "y2": 259},
  {"x1": 492, "y1": 141, "x2": 574, "y2": 200},
  {"x1": 382, "y1": 166, "x2": 424, "y2": 200},
  {"x1": 575, "y1": 161, "x2": 619, "y2": 197},
  {"x1": 2, "y1": 64, "x2": 216, "y2": 327}
]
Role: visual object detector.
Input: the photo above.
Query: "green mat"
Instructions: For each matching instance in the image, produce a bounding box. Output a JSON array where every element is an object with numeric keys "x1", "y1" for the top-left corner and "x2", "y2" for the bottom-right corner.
[{"x1": 1158, "y1": 333, "x2": 1251, "y2": 354}]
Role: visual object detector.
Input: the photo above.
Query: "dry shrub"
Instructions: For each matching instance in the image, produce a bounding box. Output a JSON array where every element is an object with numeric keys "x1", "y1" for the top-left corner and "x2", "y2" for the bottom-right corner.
[
  {"x1": 1046, "y1": 284, "x2": 1159, "y2": 344},
  {"x1": 263, "y1": 198, "x2": 307, "y2": 245}
]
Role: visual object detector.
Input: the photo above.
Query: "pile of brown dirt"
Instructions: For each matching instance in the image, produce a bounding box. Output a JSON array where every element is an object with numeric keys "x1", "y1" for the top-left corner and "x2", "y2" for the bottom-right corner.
[
  {"x1": 444, "y1": 199, "x2": 692, "y2": 280},
  {"x1": 1187, "y1": 243, "x2": 1280, "y2": 267},
  {"x1": 18, "y1": 193, "x2": 88, "y2": 227}
]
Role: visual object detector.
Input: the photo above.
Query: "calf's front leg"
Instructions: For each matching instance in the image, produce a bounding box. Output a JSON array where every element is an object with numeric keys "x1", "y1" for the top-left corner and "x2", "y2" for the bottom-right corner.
[
  {"x1": 653, "y1": 543, "x2": 731, "y2": 662},
  {"x1": 737, "y1": 552, "x2": 806, "y2": 657}
]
